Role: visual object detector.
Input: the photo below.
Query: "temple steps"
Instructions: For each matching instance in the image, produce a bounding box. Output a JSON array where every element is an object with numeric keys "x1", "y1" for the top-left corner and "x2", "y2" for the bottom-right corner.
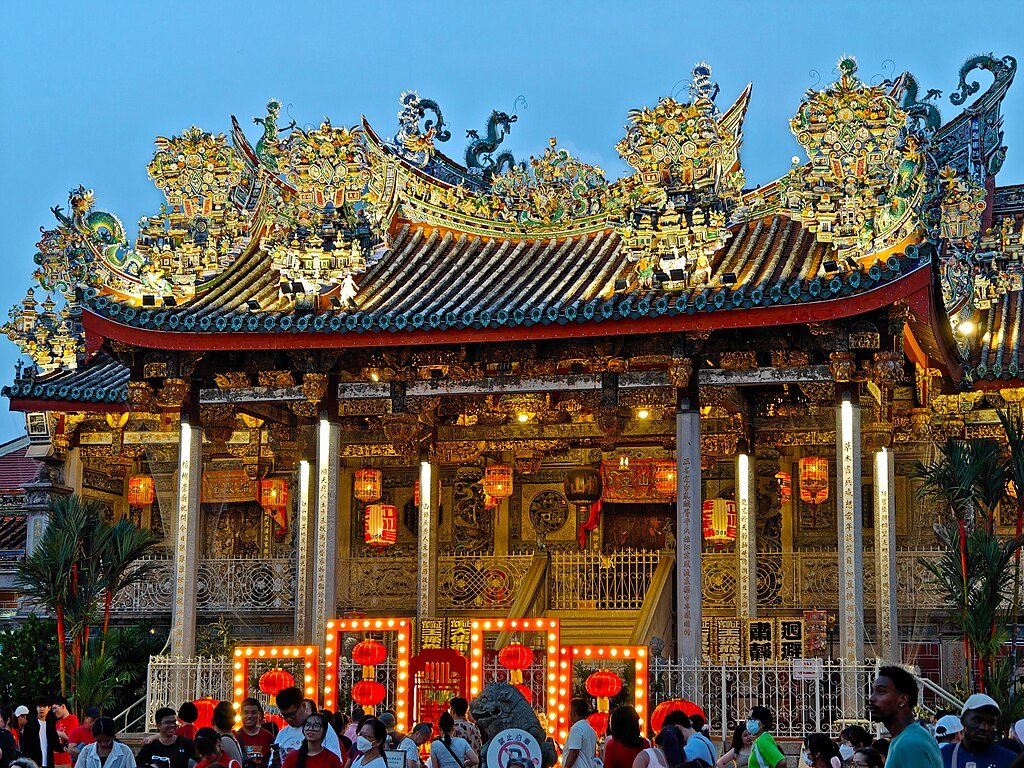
[{"x1": 547, "y1": 610, "x2": 640, "y2": 645}]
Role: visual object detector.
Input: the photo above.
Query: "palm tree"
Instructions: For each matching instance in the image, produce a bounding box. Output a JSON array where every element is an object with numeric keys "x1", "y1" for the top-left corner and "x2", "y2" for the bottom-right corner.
[{"x1": 97, "y1": 519, "x2": 159, "y2": 654}]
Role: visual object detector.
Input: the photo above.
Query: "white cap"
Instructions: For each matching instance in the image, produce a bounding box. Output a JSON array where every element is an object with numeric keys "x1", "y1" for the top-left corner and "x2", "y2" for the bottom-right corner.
[
  {"x1": 13, "y1": 706, "x2": 28, "y2": 717},
  {"x1": 962, "y1": 693, "x2": 1001, "y2": 715},
  {"x1": 934, "y1": 715, "x2": 963, "y2": 738}
]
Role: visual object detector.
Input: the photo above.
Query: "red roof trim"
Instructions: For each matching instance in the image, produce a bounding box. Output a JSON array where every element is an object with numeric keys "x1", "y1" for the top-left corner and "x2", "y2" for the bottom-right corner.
[{"x1": 81, "y1": 266, "x2": 934, "y2": 352}]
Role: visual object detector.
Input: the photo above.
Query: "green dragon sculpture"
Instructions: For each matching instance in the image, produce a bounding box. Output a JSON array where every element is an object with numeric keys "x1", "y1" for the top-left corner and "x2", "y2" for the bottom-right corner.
[
  {"x1": 901, "y1": 73, "x2": 942, "y2": 132},
  {"x1": 949, "y1": 53, "x2": 1018, "y2": 106},
  {"x1": 465, "y1": 110, "x2": 520, "y2": 175},
  {"x1": 253, "y1": 99, "x2": 296, "y2": 170}
]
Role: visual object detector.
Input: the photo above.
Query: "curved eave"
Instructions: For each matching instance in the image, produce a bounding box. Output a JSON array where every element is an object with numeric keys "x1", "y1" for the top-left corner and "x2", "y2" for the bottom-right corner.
[
  {"x1": 903, "y1": 259, "x2": 965, "y2": 386},
  {"x1": 82, "y1": 263, "x2": 933, "y2": 353},
  {"x1": 7, "y1": 397, "x2": 126, "y2": 414}
]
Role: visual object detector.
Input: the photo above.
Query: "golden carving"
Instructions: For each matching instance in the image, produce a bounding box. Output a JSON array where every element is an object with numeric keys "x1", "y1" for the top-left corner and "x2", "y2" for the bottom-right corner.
[
  {"x1": 302, "y1": 373, "x2": 328, "y2": 406},
  {"x1": 258, "y1": 370, "x2": 296, "y2": 388},
  {"x1": 155, "y1": 378, "x2": 190, "y2": 409},
  {"x1": 668, "y1": 357, "x2": 694, "y2": 390},
  {"x1": 214, "y1": 371, "x2": 251, "y2": 389},
  {"x1": 126, "y1": 381, "x2": 153, "y2": 411},
  {"x1": 829, "y1": 352, "x2": 855, "y2": 383}
]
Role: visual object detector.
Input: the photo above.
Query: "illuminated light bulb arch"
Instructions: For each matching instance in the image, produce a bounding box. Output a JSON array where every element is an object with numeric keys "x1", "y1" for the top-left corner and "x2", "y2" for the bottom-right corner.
[
  {"x1": 232, "y1": 645, "x2": 319, "y2": 726},
  {"x1": 555, "y1": 645, "x2": 649, "y2": 743},
  {"x1": 469, "y1": 618, "x2": 560, "y2": 739},
  {"x1": 324, "y1": 618, "x2": 412, "y2": 732}
]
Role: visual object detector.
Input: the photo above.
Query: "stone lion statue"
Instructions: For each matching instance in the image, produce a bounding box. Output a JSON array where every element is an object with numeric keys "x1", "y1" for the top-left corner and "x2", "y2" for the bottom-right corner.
[{"x1": 469, "y1": 682, "x2": 558, "y2": 768}]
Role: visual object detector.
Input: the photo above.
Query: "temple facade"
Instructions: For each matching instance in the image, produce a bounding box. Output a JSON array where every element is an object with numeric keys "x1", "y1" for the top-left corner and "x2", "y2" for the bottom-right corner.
[{"x1": 3, "y1": 54, "x2": 1023, "y2": 726}]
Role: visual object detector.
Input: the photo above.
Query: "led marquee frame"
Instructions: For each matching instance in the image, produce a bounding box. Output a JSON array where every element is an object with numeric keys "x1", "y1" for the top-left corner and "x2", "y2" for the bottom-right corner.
[
  {"x1": 556, "y1": 645, "x2": 649, "y2": 741},
  {"x1": 469, "y1": 618, "x2": 560, "y2": 737},
  {"x1": 232, "y1": 644, "x2": 319, "y2": 725}
]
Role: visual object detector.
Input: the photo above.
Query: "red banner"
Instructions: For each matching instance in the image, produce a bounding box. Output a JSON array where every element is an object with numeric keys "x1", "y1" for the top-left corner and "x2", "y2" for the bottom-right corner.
[{"x1": 600, "y1": 459, "x2": 675, "y2": 503}]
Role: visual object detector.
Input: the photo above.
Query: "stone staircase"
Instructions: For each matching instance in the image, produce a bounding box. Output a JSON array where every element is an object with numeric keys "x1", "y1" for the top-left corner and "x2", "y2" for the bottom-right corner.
[{"x1": 548, "y1": 610, "x2": 640, "y2": 645}]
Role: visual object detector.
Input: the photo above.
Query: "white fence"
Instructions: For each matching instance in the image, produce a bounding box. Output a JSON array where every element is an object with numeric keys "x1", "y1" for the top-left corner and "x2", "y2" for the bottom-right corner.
[{"x1": 549, "y1": 549, "x2": 663, "y2": 610}]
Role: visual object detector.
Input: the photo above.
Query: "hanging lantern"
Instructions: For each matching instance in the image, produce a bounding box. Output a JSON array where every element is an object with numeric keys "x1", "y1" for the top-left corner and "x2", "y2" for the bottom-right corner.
[
  {"x1": 413, "y1": 479, "x2": 420, "y2": 507},
  {"x1": 587, "y1": 712, "x2": 610, "y2": 736},
  {"x1": 585, "y1": 670, "x2": 622, "y2": 715},
  {"x1": 1009, "y1": 480, "x2": 1018, "y2": 501},
  {"x1": 564, "y1": 467, "x2": 602, "y2": 510},
  {"x1": 364, "y1": 504, "x2": 398, "y2": 547},
  {"x1": 498, "y1": 642, "x2": 535, "y2": 685},
  {"x1": 354, "y1": 469, "x2": 382, "y2": 502},
  {"x1": 650, "y1": 699, "x2": 706, "y2": 733},
  {"x1": 351, "y1": 679, "x2": 387, "y2": 709},
  {"x1": 775, "y1": 472, "x2": 792, "y2": 503},
  {"x1": 127, "y1": 474, "x2": 155, "y2": 506},
  {"x1": 799, "y1": 456, "x2": 829, "y2": 505},
  {"x1": 258, "y1": 668, "x2": 295, "y2": 696},
  {"x1": 653, "y1": 460, "x2": 677, "y2": 496},
  {"x1": 259, "y1": 478, "x2": 289, "y2": 509},
  {"x1": 484, "y1": 494, "x2": 499, "y2": 510},
  {"x1": 514, "y1": 683, "x2": 533, "y2": 704},
  {"x1": 193, "y1": 697, "x2": 217, "y2": 729},
  {"x1": 352, "y1": 639, "x2": 387, "y2": 679},
  {"x1": 483, "y1": 464, "x2": 513, "y2": 499},
  {"x1": 702, "y1": 499, "x2": 737, "y2": 548}
]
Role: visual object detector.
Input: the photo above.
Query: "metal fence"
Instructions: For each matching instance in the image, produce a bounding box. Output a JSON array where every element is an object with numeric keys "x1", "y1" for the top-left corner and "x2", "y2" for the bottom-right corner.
[
  {"x1": 437, "y1": 552, "x2": 534, "y2": 611},
  {"x1": 548, "y1": 549, "x2": 662, "y2": 610}
]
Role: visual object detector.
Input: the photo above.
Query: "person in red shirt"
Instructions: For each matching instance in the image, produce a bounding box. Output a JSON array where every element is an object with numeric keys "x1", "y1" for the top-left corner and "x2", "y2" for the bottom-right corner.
[
  {"x1": 283, "y1": 713, "x2": 342, "y2": 768},
  {"x1": 602, "y1": 706, "x2": 649, "y2": 768},
  {"x1": 67, "y1": 707, "x2": 100, "y2": 763},
  {"x1": 178, "y1": 702, "x2": 200, "y2": 742},
  {"x1": 51, "y1": 696, "x2": 78, "y2": 767},
  {"x1": 235, "y1": 699, "x2": 274, "y2": 768},
  {"x1": 197, "y1": 728, "x2": 242, "y2": 768}
]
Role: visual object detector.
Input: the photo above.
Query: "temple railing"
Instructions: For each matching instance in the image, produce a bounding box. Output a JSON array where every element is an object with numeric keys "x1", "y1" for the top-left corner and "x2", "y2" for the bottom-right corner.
[
  {"x1": 437, "y1": 551, "x2": 534, "y2": 611},
  {"x1": 548, "y1": 549, "x2": 662, "y2": 611},
  {"x1": 337, "y1": 556, "x2": 418, "y2": 613},
  {"x1": 110, "y1": 556, "x2": 296, "y2": 613},
  {"x1": 701, "y1": 549, "x2": 948, "y2": 612}
]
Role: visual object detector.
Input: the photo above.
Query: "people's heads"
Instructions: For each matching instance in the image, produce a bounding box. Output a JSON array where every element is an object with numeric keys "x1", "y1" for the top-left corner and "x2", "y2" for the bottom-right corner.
[
  {"x1": 728, "y1": 724, "x2": 750, "y2": 753},
  {"x1": 178, "y1": 701, "x2": 199, "y2": 726},
  {"x1": 438, "y1": 712, "x2": 455, "y2": 735},
  {"x1": 240, "y1": 698, "x2": 263, "y2": 731},
  {"x1": 871, "y1": 738, "x2": 889, "y2": 759},
  {"x1": 83, "y1": 707, "x2": 101, "y2": 725},
  {"x1": 608, "y1": 706, "x2": 643, "y2": 749},
  {"x1": 410, "y1": 723, "x2": 432, "y2": 746},
  {"x1": 277, "y1": 687, "x2": 307, "y2": 728},
  {"x1": 662, "y1": 710, "x2": 693, "y2": 735},
  {"x1": 850, "y1": 747, "x2": 884, "y2": 768},
  {"x1": 934, "y1": 714, "x2": 964, "y2": 744},
  {"x1": 961, "y1": 693, "x2": 1000, "y2": 750},
  {"x1": 0, "y1": 707, "x2": 11, "y2": 730},
  {"x1": 569, "y1": 699, "x2": 589, "y2": 724},
  {"x1": 351, "y1": 707, "x2": 366, "y2": 722},
  {"x1": 747, "y1": 705, "x2": 774, "y2": 736},
  {"x1": 357, "y1": 718, "x2": 386, "y2": 752},
  {"x1": 379, "y1": 712, "x2": 396, "y2": 732},
  {"x1": 195, "y1": 735, "x2": 222, "y2": 760},
  {"x1": 302, "y1": 712, "x2": 329, "y2": 745},
  {"x1": 654, "y1": 727, "x2": 685, "y2": 768},
  {"x1": 155, "y1": 707, "x2": 178, "y2": 735},
  {"x1": 868, "y1": 666, "x2": 918, "y2": 722},
  {"x1": 51, "y1": 697, "x2": 69, "y2": 719},
  {"x1": 449, "y1": 698, "x2": 469, "y2": 718},
  {"x1": 839, "y1": 724, "x2": 872, "y2": 749},
  {"x1": 33, "y1": 697, "x2": 50, "y2": 721},
  {"x1": 803, "y1": 734, "x2": 839, "y2": 765},
  {"x1": 212, "y1": 701, "x2": 234, "y2": 732},
  {"x1": 91, "y1": 717, "x2": 116, "y2": 749},
  {"x1": 14, "y1": 706, "x2": 28, "y2": 727},
  {"x1": 1013, "y1": 718, "x2": 1024, "y2": 746}
]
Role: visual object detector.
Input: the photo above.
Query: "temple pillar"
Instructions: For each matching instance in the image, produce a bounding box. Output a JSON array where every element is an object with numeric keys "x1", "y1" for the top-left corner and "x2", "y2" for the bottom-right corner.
[
  {"x1": 836, "y1": 390, "x2": 864, "y2": 716},
  {"x1": 417, "y1": 459, "x2": 438, "y2": 618},
  {"x1": 170, "y1": 418, "x2": 201, "y2": 657},
  {"x1": 736, "y1": 447, "x2": 757, "y2": 618},
  {"x1": 313, "y1": 417, "x2": 341, "y2": 648},
  {"x1": 675, "y1": 402, "x2": 702, "y2": 661},
  {"x1": 294, "y1": 459, "x2": 314, "y2": 644},
  {"x1": 874, "y1": 446, "x2": 899, "y2": 661}
]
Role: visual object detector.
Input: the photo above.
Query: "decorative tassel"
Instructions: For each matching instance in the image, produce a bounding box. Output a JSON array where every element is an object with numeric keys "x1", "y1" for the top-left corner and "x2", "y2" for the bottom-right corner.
[{"x1": 362, "y1": 665, "x2": 374, "y2": 680}]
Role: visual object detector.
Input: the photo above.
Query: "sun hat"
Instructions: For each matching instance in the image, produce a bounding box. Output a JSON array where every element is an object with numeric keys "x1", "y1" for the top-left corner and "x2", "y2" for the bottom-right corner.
[
  {"x1": 961, "y1": 693, "x2": 1001, "y2": 715},
  {"x1": 934, "y1": 715, "x2": 963, "y2": 738}
]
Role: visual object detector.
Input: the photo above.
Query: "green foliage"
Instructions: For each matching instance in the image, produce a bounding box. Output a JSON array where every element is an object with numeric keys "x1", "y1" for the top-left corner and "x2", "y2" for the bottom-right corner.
[
  {"x1": 195, "y1": 616, "x2": 238, "y2": 658},
  {"x1": 74, "y1": 649, "x2": 128, "y2": 712},
  {"x1": 0, "y1": 614, "x2": 61, "y2": 702},
  {"x1": 104, "y1": 625, "x2": 167, "y2": 715}
]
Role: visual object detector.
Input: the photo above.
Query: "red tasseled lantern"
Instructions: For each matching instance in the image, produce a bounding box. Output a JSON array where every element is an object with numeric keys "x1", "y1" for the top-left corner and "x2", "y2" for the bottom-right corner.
[
  {"x1": 799, "y1": 456, "x2": 829, "y2": 505},
  {"x1": 650, "y1": 700, "x2": 706, "y2": 733},
  {"x1": 352, "y1": 639, "x2": 387, "y2": 679},
  {"x1": 258, "y1": 668, "x2": 295, "y2": 696},
  {"x1": 653, "y1": 460, "x2": 677, "y2": 496},
  {"x1": 351, "y1": 679, "x2": 387, "y2": 708},
  {"x1": 585, "y1": 670, "x2": 622, "y2": 714},
  {"x1": 364, "y1": 504, "x2": 398, "y2": 547},
  {"x1": 127, "y1": 475, "x2": 155, "y2": 506},
  {"x1": 414, "y1": 479, "x2": 420, "y2": 507},
  {"x1": 482, "y1": 464, "x2": 513, "y2": 499},
  {"x1": 193, "y1": 697, "x2": 217, "y2": 729},
  {"x1": 587, "y1": 712, "x2": 609, "y2": 736},
  {"x1": 702, "y1": 499, "x2": 737, "y2": 548},
  {"x1": 514, "y1": 684, "x2": 533, "y2": 704},
  {"x1": 498, "y1": 642, "x2": 535, "y2": 684},
  {"x1": 354, "y1": 469, "x2": 382, "y2": 502},
  {"x1": 259, "y1": 478, "x2": 289, "y2": 509}
]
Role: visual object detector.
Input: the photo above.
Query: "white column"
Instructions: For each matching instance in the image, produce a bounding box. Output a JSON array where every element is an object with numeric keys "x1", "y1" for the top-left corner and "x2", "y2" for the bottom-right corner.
[
  {"x1": 736, "y1": 450, "x2": 757, "y2": 619},
  {"x1": 874, "y1": 447, "x2": 898, "y2": 661},
  {"x1": 676, "y1": 409, "x2": 703, "y2": 661},
  {"x1": 417, "y1": 460, "x2": 438, "y2": 618},
  {"x1": 313, "y1": 419, "x2": 341, "y2": 648},
  {"x1": 294, "y1": 459, "x2": 313, "y2": 643},
  {"x1": 170, "y1": 420, "x2": 201, "y2": 657},
  {"x1": 836, "y1": 397, "x2": 864, "y2": 664}
]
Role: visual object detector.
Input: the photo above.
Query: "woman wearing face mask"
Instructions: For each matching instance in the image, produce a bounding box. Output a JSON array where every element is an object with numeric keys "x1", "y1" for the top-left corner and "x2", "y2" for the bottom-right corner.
[
  {"x1": 801, "y1": 734, "x2": 841, "y2": 768},
  {"x1": 353, "y1": 719, "x2": 388, "y2": 768},
  {"x1": 283, "y1": 713, "x2": 342, "y2": 768},
  {"x1": 838, "y1": 726, "x2": 871, "y2": 764},
  {"x1": 716, "y1": 725, "x2": 752, "y2": 767},
  {"x1": 430, "y1": 713, "x2": 479, "y2": 768},
  {"x1": 745, "y1": 707, "x2": 785, "y2": 768}
]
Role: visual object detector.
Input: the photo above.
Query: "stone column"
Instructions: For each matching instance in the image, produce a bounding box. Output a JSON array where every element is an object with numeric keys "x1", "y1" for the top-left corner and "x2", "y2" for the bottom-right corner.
[
  {"x1": 736, "y1": 448, "x2": 757, "y2": 619},
  {"x1": 874, "y1": 446, "x2": 899, "y2": 661},
  {"x1": 170, "y1": 419, "x2": 202, "y2": 657},
  {"x1": 417, "y1": 460, "x2": 438, "y2": 618},
  {"x1": 676, "y1": 406, "x2": 702, "y2": 661},
  {"x1": 836, "y1": 393, "x2": 864, "y2": 662},
  {"x1": 313, "y1": 418, "x2": 341, "y2": 648},
  {"x1": 294, "y1": 459, "x2": 314, "y2": 644}
]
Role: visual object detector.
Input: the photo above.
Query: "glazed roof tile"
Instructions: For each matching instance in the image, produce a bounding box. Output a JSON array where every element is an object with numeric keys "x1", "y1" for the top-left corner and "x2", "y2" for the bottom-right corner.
[{"x1": 3, "y1": 352, "x2": 128, "y2": 405}]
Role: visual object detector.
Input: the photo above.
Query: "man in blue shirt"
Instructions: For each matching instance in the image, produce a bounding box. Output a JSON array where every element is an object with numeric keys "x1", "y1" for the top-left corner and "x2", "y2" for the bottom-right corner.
[{"x1": 941, "y1": 693, "x2": 1016, "y2": 768}]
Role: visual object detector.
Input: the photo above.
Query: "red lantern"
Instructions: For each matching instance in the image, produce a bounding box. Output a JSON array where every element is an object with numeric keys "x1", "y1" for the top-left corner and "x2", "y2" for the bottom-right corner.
[
  {"x1": 585, "y1": 670, "x2": 622, "y2": 715},
  {"x1": 775, "y1": 472, "x2": 792, "y2": 503},
  {"x1": 514, "y1": 683, "x2": 533, "y2": 704},
  {"x1": 498, "y1": 642, "x2": 535, "y2": 684},
  {"x1": 258, "y1": 668, "x2": 294, "y2": 696},
  {"x1": 259, "y1": 478, "x2": 289, "y2": 509},
  {"x1": 650, "y1": 700, "x2": 706, "y2": 733},
  {"x1": 799, "y1": 456, "x2": 829, "y2": 505},
  {"x1": 354, "y1": 469, "x2": 382, "y2": 502},
  {"x1": 352, "y1": 639, "x2": 387, "y2": 679},
  {"x1": 483, "y1": 464, "x2": 513, "y2": 499},
  {"x1": 653, "y1": 460, "x2": 676, "y2": 496},
  {"x1": 587, "y1": 712, "x2": 609, "y2": 736},
  {"x1": 193, "y1": 697, "x2": 217, "y2": 729},
  {"x1": 364, "y1": 504, "x2": 398, "y2": 547},
  {"x1": 702, "y1": 499, "x2": 737, "y2": 548},
  {"x1": 564, "y1": 467, "x2": 602, "y2": 510},
  {"x1": 127, "y1": 475, "x2": 155, "y2": 506},
  {"x1": 266, "y1": 713, "x2": 286, "y2": 732},
  {"x1": 414, "y1": 479, "x2": 420, "y2": 507},
  {"x1": 351, "y1": 679, "x2": 387, "y2": 708}
]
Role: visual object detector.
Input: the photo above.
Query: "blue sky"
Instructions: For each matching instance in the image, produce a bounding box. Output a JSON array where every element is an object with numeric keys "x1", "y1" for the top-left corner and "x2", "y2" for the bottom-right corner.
[{"x1": 1, "y1": 1, "x2": 1022, "y2": 440}]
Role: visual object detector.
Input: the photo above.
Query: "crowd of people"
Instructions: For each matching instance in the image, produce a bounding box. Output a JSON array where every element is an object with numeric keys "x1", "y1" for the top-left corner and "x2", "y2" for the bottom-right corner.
[{"x1": 5, "y1": 668, "x2": 1024, "y2": 768}]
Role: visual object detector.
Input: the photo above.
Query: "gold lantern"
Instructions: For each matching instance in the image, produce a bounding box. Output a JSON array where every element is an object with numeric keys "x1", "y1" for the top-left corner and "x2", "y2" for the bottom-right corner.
[
  {"x1": 653, "y1": 460, "x2": 677, "y2": 496},
  {"x1": 482, "y1": 464, "x2": 513, "y2": 499},
  {"x1": 127, "y1": 474, "x2": 155, "y2": 506},
  {"x1": 354, "y1": 469, "x2": 382, "y2": 502},
  {"x1": 259, "y1": 478, "x2": 289, "y2": 509},
  {"x1": 799, "y1": 457, "x2": 829, "y2": 505},
  {"x1": 702, "y1": 498, "x2": 737, "y2": 547}
]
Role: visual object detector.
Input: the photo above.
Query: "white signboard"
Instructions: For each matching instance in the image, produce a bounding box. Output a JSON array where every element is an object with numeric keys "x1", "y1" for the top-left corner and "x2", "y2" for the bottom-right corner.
[
  {"x1": 791, "y1": 657, "x2": 821, "y2": 680},
  {"x1": 486, "y1": 728, "x2": 543, "y2": 768}
]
